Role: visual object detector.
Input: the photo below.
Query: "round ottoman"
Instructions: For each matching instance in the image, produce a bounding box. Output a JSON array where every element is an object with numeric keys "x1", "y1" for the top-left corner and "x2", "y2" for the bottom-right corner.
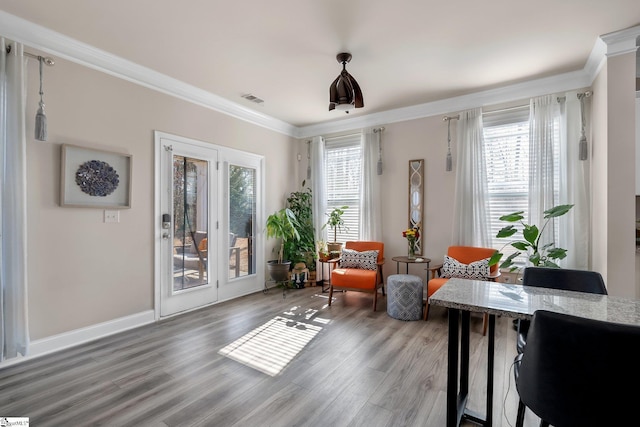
[{"x1": 387, "y1": 274, "x2": 423, "y2": 321}]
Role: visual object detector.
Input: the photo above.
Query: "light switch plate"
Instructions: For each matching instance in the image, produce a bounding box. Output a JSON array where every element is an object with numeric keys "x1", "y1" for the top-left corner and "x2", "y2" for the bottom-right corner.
[{"x1": 104, "y1": 210, "x2": 119, "y2": 223}]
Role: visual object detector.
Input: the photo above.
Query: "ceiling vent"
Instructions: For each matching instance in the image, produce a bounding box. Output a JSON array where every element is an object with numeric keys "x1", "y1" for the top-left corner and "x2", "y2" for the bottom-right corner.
[{"x1": 241, "y1": 93, "x2": 264, "y2": 105}]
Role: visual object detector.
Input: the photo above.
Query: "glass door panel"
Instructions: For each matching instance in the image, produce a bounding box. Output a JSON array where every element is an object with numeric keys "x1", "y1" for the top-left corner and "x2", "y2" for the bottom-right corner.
[
  {"x1": 173, "y1": 155, "x2": 208, "y2": 290},
  {"x1": 229, "y1": 164, "x2": 256, "y2": 279}
]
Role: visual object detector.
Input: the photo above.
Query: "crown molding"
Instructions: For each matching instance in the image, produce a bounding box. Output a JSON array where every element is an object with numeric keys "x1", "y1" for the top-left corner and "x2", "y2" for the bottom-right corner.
[
  {"x1": 2, "y1": 11, "x2": 635, "y2": 140},
  {"x1": 296, "y1": 69, "x2": 591, "y2": 138},
  {"x1": 600, "y1": 25, "x2": 640, "y2": 57},
  {"x1": 0, "y1": 11, "x2": 297, "y2": 137}
]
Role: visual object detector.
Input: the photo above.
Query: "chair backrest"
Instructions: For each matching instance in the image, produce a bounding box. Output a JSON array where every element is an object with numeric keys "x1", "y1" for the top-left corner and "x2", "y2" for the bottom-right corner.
[
  {"x1": 345, "y1": 241, "x2": 384, "y2": 263},
  {"x1": 191, "y1": 231, "x2": 208, "y2": 254},
  {"x1": 522, "y1": 266, "x2": 607, "y2": 295},
  {"x1": 517, "y1": 310, "x2": 640, "y2": 426},
  {"x1": 447, "y1": 246, "x2": 498, "y2": 275}
]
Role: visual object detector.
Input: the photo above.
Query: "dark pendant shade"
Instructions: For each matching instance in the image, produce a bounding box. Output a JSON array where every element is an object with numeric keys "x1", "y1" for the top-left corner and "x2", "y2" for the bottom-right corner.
[{"x1": 329, "y1": 53, "x2": 364, "y2": 111}]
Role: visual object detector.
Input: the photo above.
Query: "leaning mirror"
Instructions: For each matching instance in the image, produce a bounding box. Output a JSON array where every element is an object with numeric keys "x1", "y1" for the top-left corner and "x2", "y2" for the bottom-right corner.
[{"x1": 408, "y1": 159, "x2": 424, "y2": 255}]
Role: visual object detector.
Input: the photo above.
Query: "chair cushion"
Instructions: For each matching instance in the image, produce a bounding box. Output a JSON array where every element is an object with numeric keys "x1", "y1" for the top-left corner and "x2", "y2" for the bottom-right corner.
[
  {"x1": 340, "y1": 248, "x2": 379, "y2": 271},
  {"x1": 427, "y1": 277, "x2": 448, "y2": 297},
  {"x1": 441, "y1": 255, "x2": 490, "y2": 280},
  {"x1": 331, "y1": 268, "x2": 378, "y2": 290}
]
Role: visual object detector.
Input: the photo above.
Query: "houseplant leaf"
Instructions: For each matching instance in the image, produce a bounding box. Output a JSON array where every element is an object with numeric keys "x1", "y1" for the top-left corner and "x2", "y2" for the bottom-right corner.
[
  {"x1": 547, "y1": 247, "x2": 568, "y2": 260},
  {"x1": 522, "y1": 225, "x2": 539, "y2": 245},
  {"x1": 496, "y1": 225, "x2": 518, "y2": 238},
  {"x1": 511, "y1": 241, "x2": 530, "y2": 251},
  {"x1": 543, "y1": 204, "x2": 574, "y2": 219},
  {"x1": 499, "y1": 211, "x2": 525, "y2": 222}
]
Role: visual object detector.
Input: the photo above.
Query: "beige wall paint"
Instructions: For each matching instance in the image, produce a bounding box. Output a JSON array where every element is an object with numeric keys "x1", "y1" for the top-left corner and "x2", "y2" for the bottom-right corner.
[
  {"x1": 591, "y1": 52, "x2": 638, "y2": 297},
  {"x1": 25, "y1": 55, "x2": 295, "y2": 340},
  {"x1": 604, "y1": 53, "x2": 638, "y2": 297},
  {"x1": 591, "y1": 65, "x2": 609, "y2": 284}
]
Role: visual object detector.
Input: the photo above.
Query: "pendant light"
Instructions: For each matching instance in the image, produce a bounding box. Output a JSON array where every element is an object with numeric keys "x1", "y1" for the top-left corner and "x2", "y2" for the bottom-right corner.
[{"x1": 329, "y1": 53, "x2": 364, "y2": 112}]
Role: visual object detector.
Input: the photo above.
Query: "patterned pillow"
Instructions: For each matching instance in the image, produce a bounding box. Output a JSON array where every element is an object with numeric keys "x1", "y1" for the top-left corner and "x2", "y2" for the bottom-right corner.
[
  {"x1": 441, "y1": 255, "x2": 490, "y2": 280},
  {"x1": 340, "y1": 248, "x2": 379, "y2": 271}
]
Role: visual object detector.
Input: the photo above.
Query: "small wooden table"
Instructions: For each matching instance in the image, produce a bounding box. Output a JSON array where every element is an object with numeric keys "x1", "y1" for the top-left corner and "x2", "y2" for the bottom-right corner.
[{"x1": 391, "y1": 256, "x2": 431, "y2": 274}]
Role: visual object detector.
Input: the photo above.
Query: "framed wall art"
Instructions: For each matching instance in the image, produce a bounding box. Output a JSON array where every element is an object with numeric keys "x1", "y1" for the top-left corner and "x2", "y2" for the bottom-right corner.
[
  {"x1": 61, "y1": 144, "x2": 132, "y2": 208},
  {"x1": 408, "y1": 159, "x2": 424, "y2": 255}
]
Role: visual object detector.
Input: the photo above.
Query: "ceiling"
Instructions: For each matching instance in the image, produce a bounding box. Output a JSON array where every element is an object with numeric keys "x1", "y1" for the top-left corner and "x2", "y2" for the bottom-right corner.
[{"x1": 1, "y1": 0, "x2": 640, "y2": 130}]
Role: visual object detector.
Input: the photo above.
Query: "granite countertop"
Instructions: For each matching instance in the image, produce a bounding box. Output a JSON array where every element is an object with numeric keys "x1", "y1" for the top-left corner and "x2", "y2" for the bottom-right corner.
[{"x1": 429, "y1": 277, "x2": 640, "y2": 326}]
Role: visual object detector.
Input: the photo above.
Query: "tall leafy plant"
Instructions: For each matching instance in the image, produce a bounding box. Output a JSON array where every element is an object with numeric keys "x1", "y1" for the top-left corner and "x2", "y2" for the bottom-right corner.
[
  {"x1": 489, "y1": 204, "x2": 574, "y2": 270},
  {"x1": 284, "y1": 181, "x2": 316, "y2": 267},
  {"x1": 265, "y1": 208, "x2": 300, "y2": 263},
  {"x1": 323, "y1": 206, "x2": 349, "y2": 242}
]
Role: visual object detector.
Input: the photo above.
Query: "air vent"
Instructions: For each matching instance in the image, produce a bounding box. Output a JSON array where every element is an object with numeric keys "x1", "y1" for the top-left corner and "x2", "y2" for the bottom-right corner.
[{"x1": 241, "y1": 93, "x2": 264, "y2": 105}]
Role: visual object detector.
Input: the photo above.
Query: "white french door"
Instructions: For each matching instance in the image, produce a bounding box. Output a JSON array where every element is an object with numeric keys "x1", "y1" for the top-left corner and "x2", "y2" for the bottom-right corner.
[{"x1": 156, "y1": 133, "x2": 218, "y2": 317}]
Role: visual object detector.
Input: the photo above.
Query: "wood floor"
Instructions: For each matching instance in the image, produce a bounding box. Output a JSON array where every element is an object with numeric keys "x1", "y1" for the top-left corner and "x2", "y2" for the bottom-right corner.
[{"x1": 0, "y1": 286, "x2": 542, "y2": 426}]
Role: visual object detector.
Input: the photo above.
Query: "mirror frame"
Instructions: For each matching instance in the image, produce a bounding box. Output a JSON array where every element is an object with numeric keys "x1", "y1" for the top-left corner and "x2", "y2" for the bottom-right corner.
[{"x1": 408, "y1": 159, "x2": 424, "y2": 255}]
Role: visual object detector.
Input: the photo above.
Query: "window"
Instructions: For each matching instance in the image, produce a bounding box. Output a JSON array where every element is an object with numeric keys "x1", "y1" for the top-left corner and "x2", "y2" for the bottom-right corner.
[
  {"x1": 483, "y1": 107, "x2": 560, "y2": 264},
  {"x1": 228, "y1": 164, "x2": 256, "y2": 279},
  {"x1": 324, "y1": 134, "x2": 361, "y2": 242}
]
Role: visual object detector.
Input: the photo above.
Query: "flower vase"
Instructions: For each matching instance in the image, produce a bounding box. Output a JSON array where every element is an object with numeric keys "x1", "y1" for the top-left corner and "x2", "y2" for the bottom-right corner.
[{"x1": 408, "y1": 241, "x2": 416, "y2": 260}]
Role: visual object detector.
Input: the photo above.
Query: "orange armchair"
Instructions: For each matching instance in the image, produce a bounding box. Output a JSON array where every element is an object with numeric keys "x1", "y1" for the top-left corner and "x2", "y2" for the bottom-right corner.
[
  {"x1": 329, "y1": 241, "x2": 385, "y2": 311},
  {"x1": 425, "y1": 246, "x2": 499, "y2": 333}
]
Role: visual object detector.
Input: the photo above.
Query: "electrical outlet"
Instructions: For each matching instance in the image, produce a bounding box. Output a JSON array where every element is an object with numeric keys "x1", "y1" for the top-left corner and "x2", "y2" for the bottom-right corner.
[{"x1": 104, "y1": 210, "x2": 119, "y2": 223}]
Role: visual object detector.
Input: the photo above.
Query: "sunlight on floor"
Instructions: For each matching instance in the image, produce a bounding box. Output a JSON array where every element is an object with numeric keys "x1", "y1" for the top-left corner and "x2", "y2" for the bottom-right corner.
[{"x1": 219, "y1": 306, "x2": 324, "y2": 376}]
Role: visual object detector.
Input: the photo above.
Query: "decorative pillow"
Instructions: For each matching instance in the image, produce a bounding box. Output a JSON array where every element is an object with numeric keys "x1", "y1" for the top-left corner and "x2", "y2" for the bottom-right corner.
[
  {"x1": 441, "y1": 255, "x2": 490, "y2": 280},
  {"x1": 340, "y1": 248, "x2": 379, "y2": 271}
]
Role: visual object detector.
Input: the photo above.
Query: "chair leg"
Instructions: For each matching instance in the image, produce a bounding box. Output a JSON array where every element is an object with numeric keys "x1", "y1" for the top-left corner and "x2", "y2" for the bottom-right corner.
[
  {"x1": 328, "y1": 286, "x2": 333, "y2": 306},
  {"x1": 373, "y1": 288, "x2": 378, "y2": 311},
  {"x1": 423, "y1": 301, "x2": 430, "y2": 321},
  {"x1": 516, "y1": 399, "x2": 526, "y2": 427},
  {"x1": 482, "y1": 313, "x2": 488, "y2": 336}
]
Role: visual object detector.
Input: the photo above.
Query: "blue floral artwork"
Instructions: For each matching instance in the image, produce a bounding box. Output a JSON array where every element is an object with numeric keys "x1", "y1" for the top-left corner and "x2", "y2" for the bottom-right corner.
[{"x1": 75, "y1": 160, "x2": 120, "y2": 197}]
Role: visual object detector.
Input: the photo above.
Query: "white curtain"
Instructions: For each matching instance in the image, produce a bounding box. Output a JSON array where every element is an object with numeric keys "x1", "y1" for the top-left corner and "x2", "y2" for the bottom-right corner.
[
  {"x1": 359, "y1": 129, "x2": 382, "y2": 240},
  {"x1": 452, "y1": 108, "x2": 490, "y2": 247},
  {"x1": 529, "y1": 95, "x2": 561, "y2": 253},
  {"x1": 558, "y1": 93, "x2": 590, "y2": 269},
  {"x1": 1, "y1": 39, "x2": 30, "y2": 361},
  {"x1": 310, "y1": 136, "x2": 326, "y2": 244}
]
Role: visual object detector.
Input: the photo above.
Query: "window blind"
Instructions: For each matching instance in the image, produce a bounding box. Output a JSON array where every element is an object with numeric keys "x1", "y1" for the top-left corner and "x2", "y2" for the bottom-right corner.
[
  {"x1": 483, "y1": 105, "x2": 561, "y2": 265},
  {"x1": 324, "y1": 134, "x2": 361, "y2": 242},
  {"x1": 483, "y1": 109, "x2": 530, "y2": 262}
]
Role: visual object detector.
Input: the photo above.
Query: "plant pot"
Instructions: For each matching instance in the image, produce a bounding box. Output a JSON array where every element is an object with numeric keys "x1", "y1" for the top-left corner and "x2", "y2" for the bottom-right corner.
[
  {"x1": 267, "y1": 260, "x2": 291, "y2": 282},
  {"x1": 327, "y1": 242, "x2": 343, "y2": 253}
]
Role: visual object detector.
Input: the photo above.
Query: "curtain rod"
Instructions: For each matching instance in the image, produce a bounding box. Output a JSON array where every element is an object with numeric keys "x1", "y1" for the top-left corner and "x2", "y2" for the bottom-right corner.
[
  {"x1": 373, "y1": 127, "x2": 385, "y2": 133},
  {"x1": 442, "y1": 115, "x2": 459, "y2": 121},
  {"x1": 5, "y1": 45, "x2": 55, "y2": 66}
]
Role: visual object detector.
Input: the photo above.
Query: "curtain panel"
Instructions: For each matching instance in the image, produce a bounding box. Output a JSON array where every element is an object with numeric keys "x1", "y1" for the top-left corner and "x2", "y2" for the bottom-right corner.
[
  {"x1": 1, "y1": 38, "x2": 30, "y2": 361},
  {"x1": 359, "y1": 129, "x2": 382, "y2": 241},
  {"x1": 452, "y1": 108, "x2": 491, "y2": 247},
  {"x1": 310, "y1": 136, "x2": 326, "y2": 244},
  {"x1": 558, "y1": 93, "x2": 590, "y2": 269}
]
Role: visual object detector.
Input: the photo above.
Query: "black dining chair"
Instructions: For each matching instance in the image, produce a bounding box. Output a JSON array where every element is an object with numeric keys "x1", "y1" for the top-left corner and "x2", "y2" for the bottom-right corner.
[
  {"x1": 515, "y1": 267, "x2": 607, "y2": 425},
  {"x1": 516, "y1": 267, "x2": 607, "y2": 354},
  {"x1": 515, "y1": 310, "x2": 640, "y2": 427}
]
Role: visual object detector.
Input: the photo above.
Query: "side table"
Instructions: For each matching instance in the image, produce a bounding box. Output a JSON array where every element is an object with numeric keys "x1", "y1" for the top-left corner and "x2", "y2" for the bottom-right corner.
[
  {"x1": 317, "y1": 258, "x2": 340, "y2": 292},
  {"x1": 391, "y1": 256, "x2": 431, "y2": 274}
]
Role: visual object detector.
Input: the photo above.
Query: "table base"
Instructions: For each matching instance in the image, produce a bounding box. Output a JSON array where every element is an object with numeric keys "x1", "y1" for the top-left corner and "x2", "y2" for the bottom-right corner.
[{"x1": 447, "y1": 309, "x2": 495, "y2": 427}]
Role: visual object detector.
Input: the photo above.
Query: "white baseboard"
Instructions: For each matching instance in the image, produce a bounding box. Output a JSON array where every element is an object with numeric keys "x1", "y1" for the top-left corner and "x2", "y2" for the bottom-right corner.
[{"x1": 1, "y1": 310, "x2": 155, "y2": 368}]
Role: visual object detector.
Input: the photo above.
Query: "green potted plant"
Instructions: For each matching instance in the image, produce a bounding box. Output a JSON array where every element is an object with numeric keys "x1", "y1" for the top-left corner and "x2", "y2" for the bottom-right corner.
[
  {"x1": 489, "y1": 204, "x2": 574, "y2": 271},
  {"x1": 323, "y1": 205, "x2": 348, "y2": 255},
  {"x1": 317, "y1": 240, "x2": 329, "y2": 262},
  {"x1": 283, "y1": 181, "x2": 316, "y2": 274},
  {"x1": 265, "y1": 208, "x2": 300, "y2": 282}
]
